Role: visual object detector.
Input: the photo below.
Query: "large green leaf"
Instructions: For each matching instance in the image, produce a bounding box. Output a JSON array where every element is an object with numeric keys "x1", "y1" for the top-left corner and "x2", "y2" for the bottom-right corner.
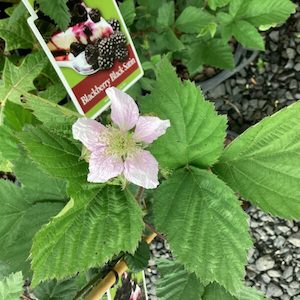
[
  {"x1": 175, "y1": 6, "x2": 215, "y2": 34},
  {"x1": 140, "y1": 59, "x2": 227, "y2": 170},
  {"x1": 202, "y1": 282, "x2": 265, "y2": 300},
  {"x1": 23, "y1": 92, "x2": 79, "y2": 136},
  {"x1": 0, "y1": 157, "x2": 67, "y2": 277},
  {"x1": 0, "y1": 52, "x2": 48, "y2": 124},
  {"x1": 31, "y1": 185, "x2": 144, "y2": 285},
  {"x1": 0, "y1": 272, "x2": 23, "y2": 300},
  {"x1": 119, "y1": 0, "x2": 136, "y2": 26},
  {"x1": 157, "y1": 2, "x2": 175, "y2": 29},
  {"x1": 153, "y1": 167, "x2": 252, "y2": 294},
  {"x1": 36, "y1": 0, "x2": 71, "y2": 30},
  {"x1": 231, "y1": 0, "x2": 296, "y2": 26},
  {"x1": 214, "y1": 102, "x2": 300, "y2": 219},
  {"x1": 18, "y1": 125, "x2": 88, "y2": 182},
  {"x1": 0, "y1": 13, "x2": 35, "y2": 51},
  {"x1": 187, "y1": 39, "x2": 234, "y2": 74},
  {"x1": 156, "y1": 260, "x2": 204, "y2": 300}
]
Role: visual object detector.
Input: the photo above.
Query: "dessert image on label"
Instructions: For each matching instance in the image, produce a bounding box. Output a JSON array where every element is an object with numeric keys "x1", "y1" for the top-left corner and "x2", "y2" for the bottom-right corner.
[{"x1": 45, "y1": 0, "x2": 130, "y2": 76}]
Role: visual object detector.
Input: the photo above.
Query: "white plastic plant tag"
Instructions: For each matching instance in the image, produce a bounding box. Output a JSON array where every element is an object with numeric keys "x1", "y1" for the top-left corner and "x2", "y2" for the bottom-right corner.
[{"x1": 22, "y1": 0, "x2": 144, "y2": 119}]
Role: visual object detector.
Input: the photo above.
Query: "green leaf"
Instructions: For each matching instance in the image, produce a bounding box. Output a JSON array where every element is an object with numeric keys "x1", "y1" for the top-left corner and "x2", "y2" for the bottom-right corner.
[
  {"x1": 213, "y1": 101, "x2": 300, "y2": 219},
  {"x1": 33, "y1": 276, "x2": 86, "y2": 300},
  {"x1": 140, "y1": 59, "x2": 227, "y2": 170},
  {"x1": 156, "y1": 260, "x2": 204, "y2": 300},
  {"x1": 0, "y1": 156, "x2": 67, "y2": 277},
  {"x1": 0, "y1": 51, "x2": 48, "y2": 124},
  {"x1": 243, "y1": 0, "x2": 296, "y2": 27},
  {"x1": 158, "y1": 28, "x2": 185, "y2": 51},
  {"x1": 187, "y1": 39, "x2": 234, "y2": 73},
  {"x1": 153, "y1": 167, "x2": 252, "y2": 294},
  {"x1": 125, "y1": 241, "x2": 151, "y2": 272},
  {"x1": 229, "y1": 20, "x2": 265, "y2": 50},
  {"x1": 36, "y1": 0, "x2": 71, "y2": 30},
  {"x1": 18, "y1": 125, "x2": 88, "y2": 182},
  {"x1": 8, "y1": 3, "x2": 27, "y2": 26},
  {"x1": 119, "y1": 0, "x2": 136, "y2": 26},
  {"x1": 38, "y1": 83, "x2": 67, "y2": 104},
  {"x1": 207, "y1": 0, "x2": 230, "y2": 10},
  {"x1": 0, "y1": 126, "x2": 20, "y2": 161},
  {"x1": 0, "y1": 14, "x2": 35, "y2": 51},
  {"x1": 202, "y1": 282, "x2": 265, "y2": 300},
  {"x1": 31, "y1": 185, "x2": 144, "y2": 285},
  {"x1": 23, "y1": 92, "x2": 79, "y2": 136},
  {"x1": 157, "y1": 2, "x2": 175, "y2": 29},
  {"x1": 0, "y1": 272, "x2": 23, "y2": 300},
  {"x1": 175, "y1": 6, "x2": 215, "y2": 34}
]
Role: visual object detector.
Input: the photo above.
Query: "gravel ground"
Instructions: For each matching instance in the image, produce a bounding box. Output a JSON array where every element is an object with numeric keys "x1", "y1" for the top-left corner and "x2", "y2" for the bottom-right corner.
[
  {"x1": 206, "y1": 6, "x2": 300, "y2": 134},
  {"x1": 145, "y1": 5, "x2": 300, "y2": 300}
]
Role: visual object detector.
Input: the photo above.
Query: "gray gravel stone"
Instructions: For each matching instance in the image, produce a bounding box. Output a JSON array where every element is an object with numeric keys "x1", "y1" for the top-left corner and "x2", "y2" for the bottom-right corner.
[
  {"x1": 255, "y1": 255, "x2": 275, "y2": 271},
  {"x1": 266, "y1": 283, "x2": 283, "y2": 297},
  {"x1": 288, "y1": 233, "x2": 300, "y2": 247}
]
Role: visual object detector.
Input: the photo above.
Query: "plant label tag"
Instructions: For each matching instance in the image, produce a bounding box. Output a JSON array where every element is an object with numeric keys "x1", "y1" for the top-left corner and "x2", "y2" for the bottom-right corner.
[{"x1": 22, "y1": 0, "x2": 144, "y2": 119}]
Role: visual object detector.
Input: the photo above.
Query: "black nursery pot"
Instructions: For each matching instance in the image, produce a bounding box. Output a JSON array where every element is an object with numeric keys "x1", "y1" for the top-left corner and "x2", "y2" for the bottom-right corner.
[{"x1": 198, "y1": 45, "x2": 259, "y2": 94}]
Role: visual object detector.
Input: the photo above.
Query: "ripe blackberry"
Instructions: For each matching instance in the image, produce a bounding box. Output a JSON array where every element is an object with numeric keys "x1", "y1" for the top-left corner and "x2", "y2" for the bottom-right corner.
[
  {"x1": 85, "y1": 44, "x2": 99, "y2": 69},
  {"x1": 108, "y1": 19, "x2": 121, "y2": 31},
  {"x1": 67, "y1": 0, "x2": 81, "y2": 9},
  {"x1": 70, "y1": 3, "x2": 88, "y2": 24},
  {"x1": 111, "y1": 32, "x2": 127, "y2": 48},
  {"x1": 98, "y1": 37, "x2": 116, "y2": 58},
  {"x1": 115, "y1": 46, "x2": 129, "y2": 62},
  {"x1": 70, "y1": 42, "x2": 86, "y2": 57},
  {"x1": 98, "y1": 56, "x2": 114, "y2": 70},
  {"x1": 89, "y1": 9, "x2": 101, "y2": 23}
]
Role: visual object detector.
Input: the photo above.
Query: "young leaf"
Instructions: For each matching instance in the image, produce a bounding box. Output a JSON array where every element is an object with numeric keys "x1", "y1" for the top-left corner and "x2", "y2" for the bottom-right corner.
[
  {"x1": 36, "y1": 0, "x2": 71, "y2": 30},
  {"x1": 8, "y1": 3, "x2": 27, "y2": 26},
  {"x1": 124, "y1": 241, "x2": 151, "y2": 272},
  {"x1": 228, "y1": 20, "x2": 265, "y2": 50},
  {"x1": 18, "y1": 125, "x2": 88, "y2": 182},
  {"x1": 156, "y1": 260, "x2": 204, "y2": 300},
  {"x1": 0, "y1": 272, "x2": 23, "y2": 300},
  {"x1": 207, "y1": 0, "x2": 230, "y2": 10},
  {"x1": 0, "y1": 14, "x2": 35, "y2": 51},
  {"x1": 140, "y1": 59, "x2": 227, "y2": 170},
  {"x1": 119, "y1": 0, "x2": 136, "y2": 26},
  {"x1": 187, "y1": 39, "x2": 234, "y2": 74},
  {"x1": 31, "y1": 185, "x2": 144, "y2": 285},
  {"x1": 202, "y1": 282, "x2": 265, "y2": 300},
  {"x1": 0, "y1": 52, "x2": 48, "y2": 124},
  {"x1": 153, "y1": 167, "x2": 252, "y2": 295},
  {"x1": 175, "y1": 6, "x2": 215, "y2": 34},
  {"x1": 213, "y1": 101, "x2": 300, "y2": 219},
  {"x1": 0, "y1": 157, "x2": 67, "y2": 277},
  {"x1": 157, "y1": 2, "x2": 175, "y2": 29}
]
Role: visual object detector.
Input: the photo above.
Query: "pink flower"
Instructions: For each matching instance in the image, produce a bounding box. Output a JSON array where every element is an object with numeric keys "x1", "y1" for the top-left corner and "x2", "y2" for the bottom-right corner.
[{"x1": 72, "y1": 87, "x2": 170, "y2": 189}]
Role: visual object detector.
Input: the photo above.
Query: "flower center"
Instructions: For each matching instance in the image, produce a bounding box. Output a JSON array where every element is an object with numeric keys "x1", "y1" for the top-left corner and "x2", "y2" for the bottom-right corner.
[{"x1": 100, "y1": 127, "x2": 137, "y2": 158}]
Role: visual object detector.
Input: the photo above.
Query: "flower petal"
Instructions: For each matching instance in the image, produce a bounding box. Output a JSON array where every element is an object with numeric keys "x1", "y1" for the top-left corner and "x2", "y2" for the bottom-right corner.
[
  {"x1": 124, "y1": 150, "x2": 159, "y2": 189},
  {"x1": 106, "y1": 87, "x2": 139, "y2": 131},
  {"x1": 133, "y1": 116, "x2": 171, "y2": 144},
  {"x1": 88, "y1": 149, "x2": 124, "y2": 183},
  {"x1": 72, "y1": 118, "x2": 106, "y2": 151}
]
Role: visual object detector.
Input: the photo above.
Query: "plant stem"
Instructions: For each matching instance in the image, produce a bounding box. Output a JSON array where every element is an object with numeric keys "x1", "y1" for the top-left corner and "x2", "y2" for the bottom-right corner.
[
  {"x1": 145, "y1": 223, "x2": 166, "y2": 241},
  {"x1": 135, "y1": 187, "x2": 145, "y2": 204}
]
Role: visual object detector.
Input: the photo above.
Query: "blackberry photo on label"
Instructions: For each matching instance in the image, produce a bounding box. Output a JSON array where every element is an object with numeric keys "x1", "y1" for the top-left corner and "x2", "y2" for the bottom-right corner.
[
  {"x1": 98, "y1": 37, "x2": 116, "y2": 58},
  {"x1": 116, "y1": 46, "x2": 129, "y2": 62},
  {"x1": 89, "y1": 9, "x2": 101, "y2": 23},
  {"x1": 98, "y1": 56, "x2": 114, "y2": 70},
  {"x1": 108, "y1": 19, "x2": 121, "y2": 31},
  {"x1": 111, "y1": 32, "x2": 127, "y2": 48},
  {"x1": 70, "y1": 42, "x2": 86, "y2": 57},
  {"x1": 85, "y1": 44, "x2": 99, "y2": 68}
]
